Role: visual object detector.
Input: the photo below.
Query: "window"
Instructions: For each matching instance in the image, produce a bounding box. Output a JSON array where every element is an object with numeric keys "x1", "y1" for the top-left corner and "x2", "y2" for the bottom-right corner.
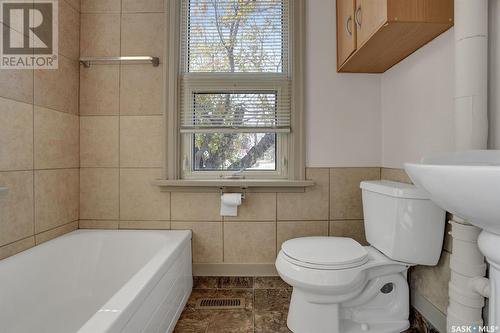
[{"x1": 166, "y1": 0, "x2": 305, "y2": 181}]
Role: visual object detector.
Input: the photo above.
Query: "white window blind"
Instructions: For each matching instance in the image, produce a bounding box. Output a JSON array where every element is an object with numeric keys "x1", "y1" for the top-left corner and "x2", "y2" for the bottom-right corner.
[{"x1": 179, "y1": 0, "x2": 291, "y2": 134}]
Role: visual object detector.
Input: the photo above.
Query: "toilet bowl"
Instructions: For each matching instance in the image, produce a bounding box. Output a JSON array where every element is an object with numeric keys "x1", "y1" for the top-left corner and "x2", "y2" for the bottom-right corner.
[{"x1": 276, "y1": 180, "x2": 446, "y2": 333}]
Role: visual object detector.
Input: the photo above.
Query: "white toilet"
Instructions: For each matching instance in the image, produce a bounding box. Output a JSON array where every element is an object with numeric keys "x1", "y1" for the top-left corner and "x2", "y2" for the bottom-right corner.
[{"x1": 275, "y1": 180, "x2": 446, "y2": 333}]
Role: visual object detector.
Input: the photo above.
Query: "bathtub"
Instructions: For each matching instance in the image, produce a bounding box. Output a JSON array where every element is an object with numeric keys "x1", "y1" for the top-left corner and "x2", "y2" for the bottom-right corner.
[{"x1": 0, "y1": 229, "x2": 192, "y2": 333}]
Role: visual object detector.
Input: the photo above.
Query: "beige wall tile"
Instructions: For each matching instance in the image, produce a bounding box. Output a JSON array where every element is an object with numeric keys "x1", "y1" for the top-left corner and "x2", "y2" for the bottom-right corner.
[
  {"x1": 0, "y1": 68, "x2": 33, "y2": 104},
  {"x1": 121, "y1": 13, "x2": 165, "y2": 58},
  {"x1": 0, "y1": 171, "x2": 34, "y2": 247},
  {"x1": 122, "y1": 0, "x2": 164, "y2": 13},
  {"x1": 80, "y1": 168, "x2": 119, "y2": 219},
  {"x1": 0, "y1": 97, "x2": 33, "y2": 171},
  {"x1": 81, "y1": 0, "x2": 121, "y2": 13},
  {"x1": 79, "y1": 219, "x2": 119, "y2": 229},
  {"x1": 80, "y1": 14, "x2": 121, "y2": 57},
  {"x1": 34, "y1": 107, "x2": 79, "y2": 169},
  {"x1": 120, "y1": 168, "x2": 170, "y2": 221},
  {"x1": 277, "y1": 168, "x2": 329, "y2": 221},
  {"x1": 277, "y1": 221, "x2": 329, "y2": 250},
  {"x1": 80, "y1": 65, "x2": 120, "y2": 115},
  {"x1": 34, "y1": 56, "x2": 79, "y2": 114},
  {"x1": 120, "y1": 116, "x2": 162, "y2": 167},
  {"x1": 35, "y1": 221, "x2": 78, "y2": 245},
  {"x1": 59, "y1": 0, "x2": 80, "y2": 60},
  {"x1": 119, "y1": 220, "x2": 170, "y2": 230},
  {"x1": 224, "y1": 222, "x2": 276, "y2": 263},
  {"x1": 0, "y1": 236, "x2": 35, "y2": 260},
  {"x1": 330, "y1": 168, "x2": 380, "y2": 220},
  {"x1": 80, "y1": 116, "x2": 119, "y2": 167},
  {"x1": 329, "y1": 220, "x2": 368, "y2": 245},
  {"x1": 225, "y1": 193, "x2": 276, "y2": 222},
  {"x1": 381, "y1": 168, "x2": 412, "y2": 184},
  {"x1": 0, "y1": 27, "x2": 33, "y2": 103},
  {"x1": 120, "y1": 65, "x2": 163, "y2": 115},
  {"x1": 171, "y1": 192, "x2": 221, "y2": 221},
  {"x1": 172, "y1": 221, "x2": 223, "y2": 263},
  {"x1": 34, "y1": 169, "x2": 79, "y2": 233},
  {"x1": 410, "y1": 251, "x2": 451, "y2": 314}
]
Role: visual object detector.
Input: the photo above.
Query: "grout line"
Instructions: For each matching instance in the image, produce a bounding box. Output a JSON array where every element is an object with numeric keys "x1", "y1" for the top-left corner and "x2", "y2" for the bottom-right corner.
[
  {"x1": 328, "y1": 167, "x2": 331, "y2": 221},
  {"x1": 79, "y1": 113, "x2": 163, "y2": 117},
  {"x1": 0, "y1": 235, "x2": 34, "y2": 250},
  {"x1": 1, "y1": 96, "x2": 78, "y2": 118},
  {"x1": 253, "y1": 276, "x2": 256, "y2": 333},
  {"x1": 117, "y1": 0, "x2": 123, "y2": 229},
  {"x1": 275, "y1": 191, "x2": 278, "y2": 256},
  {"x1": 222, "y1": 220, "x2": 225, "y2": 262},
  {"x1": 79, "y1": 166, "x2": 160, "y2": 169},
  {"x1": 0, "y1": 95, "x2": 34, "y2": 107},
  {"x1": 62, "y1": 0, "x2": 80, "y2": 13},
  {"x1": 1, "y1": 167, "x2": 81, "y2": 173},
  {"x1": 37, "y1": 219, "x2": 79, "y2": 235},
  {"x1": 32, "y1": 59, "x2": 35, "y2": 238},
  {"x1": 77, "y1": 0, "x2": 81, "y2": 229},
  {"x1": 1, "y1": 220, "x2": 78, "y2": 249}
]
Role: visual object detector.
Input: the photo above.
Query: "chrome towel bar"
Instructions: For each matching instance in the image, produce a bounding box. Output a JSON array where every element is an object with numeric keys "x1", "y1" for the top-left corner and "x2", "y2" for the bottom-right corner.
[{"x1": 79, "y1": 56, "x2": 160, "y2": 68}]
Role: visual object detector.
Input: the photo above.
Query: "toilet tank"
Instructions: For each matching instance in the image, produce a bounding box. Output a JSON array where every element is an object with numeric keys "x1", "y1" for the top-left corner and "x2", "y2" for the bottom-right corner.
[{"x1": 360, "y1": 180, "x2": 446, "y2": 266}]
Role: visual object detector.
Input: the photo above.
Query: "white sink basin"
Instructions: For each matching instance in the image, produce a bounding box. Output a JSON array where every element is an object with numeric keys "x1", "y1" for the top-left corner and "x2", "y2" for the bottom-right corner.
[{"x1": 405, "y1": 150, "x2": 500, "y2": 235}]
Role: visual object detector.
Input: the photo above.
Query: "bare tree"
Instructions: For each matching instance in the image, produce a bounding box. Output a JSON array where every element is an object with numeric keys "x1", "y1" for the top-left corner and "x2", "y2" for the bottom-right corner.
[{"x1": 192, "y1": 0, "x2": 281, "y2": 170}]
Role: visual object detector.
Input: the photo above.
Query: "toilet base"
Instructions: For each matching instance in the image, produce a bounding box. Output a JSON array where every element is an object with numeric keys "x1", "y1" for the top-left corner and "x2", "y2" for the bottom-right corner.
[
  {"x1": 287, "y1": 288, "x2": 341, "y2": 333},
  {"x1": 285, "y1": 273, "x2": 410, "y2": 333}
]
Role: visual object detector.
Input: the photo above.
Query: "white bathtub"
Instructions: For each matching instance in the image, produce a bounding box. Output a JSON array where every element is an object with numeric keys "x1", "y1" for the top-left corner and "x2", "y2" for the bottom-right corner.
[{"x1": 0, "y1": 229, "x2": 192, "y2": 333}]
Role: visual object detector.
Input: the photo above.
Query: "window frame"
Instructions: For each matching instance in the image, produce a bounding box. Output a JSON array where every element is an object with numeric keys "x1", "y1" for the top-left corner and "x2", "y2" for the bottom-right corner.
[{"x1": 164, "y1": 0, "x2": 305, "y2": 183}]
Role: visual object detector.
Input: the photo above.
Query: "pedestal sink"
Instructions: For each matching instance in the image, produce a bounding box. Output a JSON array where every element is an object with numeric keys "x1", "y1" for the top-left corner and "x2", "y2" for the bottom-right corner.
[{"x1": 405, "y1": 150, "x2": 500, "y2": 327}]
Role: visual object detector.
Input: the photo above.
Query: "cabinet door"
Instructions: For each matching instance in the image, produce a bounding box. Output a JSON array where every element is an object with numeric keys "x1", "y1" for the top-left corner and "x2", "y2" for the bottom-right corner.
[
  {"x1": 355, "y1": 0, "x2": 387, "y2": 48},
  {"x1": 337, "y1": 0, "x2": 357, "y2": 67}
]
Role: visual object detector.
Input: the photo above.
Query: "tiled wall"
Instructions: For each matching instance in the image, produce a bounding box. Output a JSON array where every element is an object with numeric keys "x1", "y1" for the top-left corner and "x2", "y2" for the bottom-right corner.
[
  {"x1": 77, "y1": 1, "x2": 381, "y2": 269},
  {"x1": 0, "y1": 0, "x2": 80, "y2": 259},
  {"x1": 382, "y1": 168, "x2": 451, "y2": 317}
]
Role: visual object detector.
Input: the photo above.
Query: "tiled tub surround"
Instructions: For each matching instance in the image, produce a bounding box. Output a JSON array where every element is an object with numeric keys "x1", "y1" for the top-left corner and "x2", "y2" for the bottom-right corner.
[
  {"x1": 79, "y1": 166, "x2": 381, "y2": 272},
  {"x1": 0, "y1": 0, "x2": 80, "y2": 259},
  {"x1": 174, "y1": 276, "x2": 435, "y2": 333}
]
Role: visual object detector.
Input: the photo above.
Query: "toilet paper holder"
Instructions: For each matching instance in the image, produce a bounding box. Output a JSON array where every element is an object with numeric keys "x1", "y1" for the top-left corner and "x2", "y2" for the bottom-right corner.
[{"x1": 219, "y1": 187, "x2": 246, "y2": 200}]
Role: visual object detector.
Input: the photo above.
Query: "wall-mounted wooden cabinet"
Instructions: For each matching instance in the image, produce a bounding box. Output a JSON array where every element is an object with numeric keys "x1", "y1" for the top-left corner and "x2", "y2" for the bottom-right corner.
[{"x1": 336, "y1": 0, "x2": 454, "y2": 73}]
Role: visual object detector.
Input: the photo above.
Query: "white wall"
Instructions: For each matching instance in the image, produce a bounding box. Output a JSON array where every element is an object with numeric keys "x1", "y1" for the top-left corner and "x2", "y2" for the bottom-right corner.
[
  {"x1": 305, "y1": 0, "x2": 382, "y2": 167},
  {"x1": 306, "y1": 0, "x2": 499, "y2": 168},
  {"x1": 489, "y1": 0, "x2": 500, "y2": 149},
  {"x1": 381, "y1": 31, "x2": 455, "y2": 168}
]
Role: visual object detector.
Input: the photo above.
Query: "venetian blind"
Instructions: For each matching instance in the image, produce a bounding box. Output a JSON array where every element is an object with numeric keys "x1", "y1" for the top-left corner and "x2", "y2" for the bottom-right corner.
[{"x1": 179, "y1": 0, "x2": 291, "y2": 133}]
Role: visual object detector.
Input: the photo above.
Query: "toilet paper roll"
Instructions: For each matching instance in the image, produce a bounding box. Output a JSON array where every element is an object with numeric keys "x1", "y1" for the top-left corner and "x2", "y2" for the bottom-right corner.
[{"x1": 220, "y1": 193, "x2": 242, "y2": 217}]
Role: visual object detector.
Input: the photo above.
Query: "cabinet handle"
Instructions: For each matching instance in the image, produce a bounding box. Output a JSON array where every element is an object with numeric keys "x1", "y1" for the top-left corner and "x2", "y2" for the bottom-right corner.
[
  {"x1": 355, "y1": 6, "x2": 362, "y2": 27},
  {"x1": 346, "y1": 15, "x2": 353, "y2": 36}
]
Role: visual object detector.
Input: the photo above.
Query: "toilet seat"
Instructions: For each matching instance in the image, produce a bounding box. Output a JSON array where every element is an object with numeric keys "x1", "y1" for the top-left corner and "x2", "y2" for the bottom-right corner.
[{"x1": 281, "y1": 237, "x2": 369, "y2": 270}]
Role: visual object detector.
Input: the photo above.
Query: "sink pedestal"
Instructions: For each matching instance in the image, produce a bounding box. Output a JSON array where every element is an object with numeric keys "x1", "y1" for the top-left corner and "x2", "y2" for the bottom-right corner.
[
  {"x1": 478, "y1": 230, "x2": 500, "y2": 327},
  {"x1": 447, "y1": 220, "x2": 487, "y2": 330}
]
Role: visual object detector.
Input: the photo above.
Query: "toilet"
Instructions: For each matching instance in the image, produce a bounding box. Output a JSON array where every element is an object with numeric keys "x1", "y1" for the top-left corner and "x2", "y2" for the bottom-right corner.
[{"x1": 275, "y1": 180, "x2": 446, "y2": 333}]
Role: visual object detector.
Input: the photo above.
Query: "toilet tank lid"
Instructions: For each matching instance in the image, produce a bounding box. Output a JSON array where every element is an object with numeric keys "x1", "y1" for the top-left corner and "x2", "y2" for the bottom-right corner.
[{"x1": 360, "y1": 180, "x2": 429, "y2": 199}]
